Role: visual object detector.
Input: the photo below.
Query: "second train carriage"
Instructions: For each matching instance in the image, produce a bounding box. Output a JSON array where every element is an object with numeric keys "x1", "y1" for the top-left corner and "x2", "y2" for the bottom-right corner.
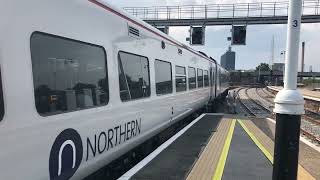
[{"x1": 0, "y1": 0, "x2": 229, "y2": 179}]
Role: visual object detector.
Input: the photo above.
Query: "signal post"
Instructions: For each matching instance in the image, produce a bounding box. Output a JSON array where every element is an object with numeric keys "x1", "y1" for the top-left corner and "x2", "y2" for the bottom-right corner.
[{"x1": 272, "y1": 0, "x2": 304, "y2": 180}]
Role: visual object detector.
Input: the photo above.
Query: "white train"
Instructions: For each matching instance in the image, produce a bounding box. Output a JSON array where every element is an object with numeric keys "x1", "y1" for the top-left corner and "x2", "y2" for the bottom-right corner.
[{"x1": 0, "y1": 0, "x2": 229, "y2": 180}]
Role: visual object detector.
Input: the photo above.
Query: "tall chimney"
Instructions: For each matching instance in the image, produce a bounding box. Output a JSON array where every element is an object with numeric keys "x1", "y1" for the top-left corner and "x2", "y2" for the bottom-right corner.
[
  {"x1": 300, "y1": 41, "x2": 305, "y2": 82},
  {"x1": 301, "y1": 42, "x2": 305, "y2": 72}
]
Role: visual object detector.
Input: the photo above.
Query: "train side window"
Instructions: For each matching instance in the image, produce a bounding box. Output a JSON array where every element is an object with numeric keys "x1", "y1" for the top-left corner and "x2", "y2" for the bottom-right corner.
[
  {"x1": 118, "y1": 51, "x2": 150, "y2": 101},
  {"x1": 197, "y1": 69, "x2": 203, "y2": 88},
  {"x1": 175, "y1": 66, "x2": 186, "y2": 92},
  {"x1": 188, "y1": 67, "x2": 196, "y2": 90},
  {"x1": 30, "y1": 32, "x2": 109, "y2": 116},
  {"x1": 204, "y1": 70, "x2": 209, "y2": 87},
  {"x1": 155, "y1": 60, "x2": 172, "y2": 95}
]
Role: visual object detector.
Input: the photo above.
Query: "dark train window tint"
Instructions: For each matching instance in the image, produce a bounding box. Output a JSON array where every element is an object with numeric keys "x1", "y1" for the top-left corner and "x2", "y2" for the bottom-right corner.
[
  {"x1": 175, "y1": 66, "x2": 186, "y2": 92},
  {"x1": 118, "y1": 52, "x2": 150, "y2": 101},
  {"x1": 0, "y1": 71, "x2": 3, "y2": 120},
  {"x1": 188, "y1": 67, "x2": 196, "y2": 89},
  {"x1": 197, "y1": 69, "x2": 203, "y2": 88},
  {"x1": 204, "y1": 70, "x2": 209, "y2": 87},
  {"x1": 30, "y1": 32, "x2": 109, "y2": 116},
  {"x1": 155, "y1": 60, "x2": 172, "y2": 95}
]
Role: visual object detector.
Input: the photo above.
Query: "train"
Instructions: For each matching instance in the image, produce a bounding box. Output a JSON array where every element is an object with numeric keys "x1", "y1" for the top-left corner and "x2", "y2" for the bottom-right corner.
[{"x1": 0, "y1": 0, "x2": 230, "y2": 180}]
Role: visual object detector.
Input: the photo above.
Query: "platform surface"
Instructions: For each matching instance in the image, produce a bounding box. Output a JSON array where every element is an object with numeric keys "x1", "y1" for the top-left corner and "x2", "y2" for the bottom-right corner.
[
  {"x1": 131, "y1": 114, "x2": 223, "y2": 180},
  {"x1": 222, "y1": 123, "x2": 272, "y2": 180},
  {"x1": 250, "y1": 117, "x2": 320, "y2": 179},
  {"x1": 268, "y1": 86, "x2": 320, "y2": 101},
  {"x1": 121, "y1": 114, "x2": 317, "y2": 180}
]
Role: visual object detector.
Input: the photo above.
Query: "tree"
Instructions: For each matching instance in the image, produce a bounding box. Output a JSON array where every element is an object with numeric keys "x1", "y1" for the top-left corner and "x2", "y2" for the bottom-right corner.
[{"x1": 256, "y1": 63, "x2": 271, "y2": 72}]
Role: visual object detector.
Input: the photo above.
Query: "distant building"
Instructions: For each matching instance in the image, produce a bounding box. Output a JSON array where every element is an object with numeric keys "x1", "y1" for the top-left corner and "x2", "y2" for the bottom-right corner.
[
  {"x1": 272, "y1": 63, "x2": 285, "y2": 72},
  {"x1": 220, "y1": 47, "x2": 235, "y2": 70}
]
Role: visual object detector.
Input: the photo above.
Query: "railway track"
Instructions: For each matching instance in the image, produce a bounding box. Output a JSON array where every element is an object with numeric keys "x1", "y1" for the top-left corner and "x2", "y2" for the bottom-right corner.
[
  {"x1": 259, "y1": 88, "x2": 320, "y2": 126},
  {"x1": 255, "y1": 88, "x2": 274, "y2": 105},
  {"x1": 237, "y1": 87, "x2": 320, "y2": 144},
  {"x1": 236, "y1": 88, "x2": 271, "y2": 118}
]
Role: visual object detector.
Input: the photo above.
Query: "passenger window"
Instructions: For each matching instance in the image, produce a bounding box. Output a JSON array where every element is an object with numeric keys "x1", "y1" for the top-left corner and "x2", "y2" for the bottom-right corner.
[
  {"x1": 188, "y1": 67, "x2": 196, "y2": 90},
  {"x1": 118, "y1": 51, "x2": 150, "y2": 101},
  {"x1": 155, "y1": 60, "x2": 172, "y2": 95},
  {"x1": 197, "y1": 69, "x2": 203, "y2": 88},
  {"x1": 204, "y1": 70, "x2": 209, "y2": 87},
  {"x1": 30, "y1": 32, "x2": 109, "y2": 116},
  {"x1": 175, "y1": 66, "x2": 186, "y2": 92}
]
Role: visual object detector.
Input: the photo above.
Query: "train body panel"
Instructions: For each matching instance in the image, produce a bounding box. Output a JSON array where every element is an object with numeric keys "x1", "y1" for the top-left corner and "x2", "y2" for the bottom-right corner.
[{"x1": 0, "y1": 0, "x2": 229, "y2": 179}]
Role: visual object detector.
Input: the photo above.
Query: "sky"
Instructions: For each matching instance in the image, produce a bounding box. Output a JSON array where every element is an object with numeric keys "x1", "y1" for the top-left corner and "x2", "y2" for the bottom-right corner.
[{"x1": 107, "y1": 0, "x2": 320, "y2": 71}]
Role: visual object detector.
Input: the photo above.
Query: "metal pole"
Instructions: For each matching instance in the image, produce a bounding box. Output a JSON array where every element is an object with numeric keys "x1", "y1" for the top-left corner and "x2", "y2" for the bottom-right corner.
[
  {"x1": 258, "y1": 67, "x2": 261, "y2": 84},
  {"x1": 313, "y1": 75, "x2": 315, "y2": 89},
  {"x1": 233, "y1": 4, "x2": 235, "y2": 18},
  {"x1": 316, "y1": 0, "x2": 319, "y2": 15},
  {"x1": 205, "y1": 5, "x2": 207, "y2": 19},
  {"x1": 281, "y1": 51, "x2": 286, "y2": 62},
  {"x1": 260, "y1": 2, "x2": 263, "y2": 17},
  {"x1": 272, "y1": 0, "x2": 304, "y2": 180},
  {"x1": 302, "y1": 0, "x2": 304, "y2": 16},
  {"x1": 192, "y1": 6, "x2": 194, "y2": 19}
]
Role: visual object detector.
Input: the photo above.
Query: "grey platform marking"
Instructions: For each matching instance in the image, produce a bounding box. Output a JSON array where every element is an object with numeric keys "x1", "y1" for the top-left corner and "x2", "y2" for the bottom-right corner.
[{"x1": 222, "y1": 122, "x2": 272, "y2": 180}]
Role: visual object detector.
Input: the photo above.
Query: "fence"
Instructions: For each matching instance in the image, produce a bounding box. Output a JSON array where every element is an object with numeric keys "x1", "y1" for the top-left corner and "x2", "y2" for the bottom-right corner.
[{"x1": 124, "y1": 0, "x2": 320, "y2": 20}]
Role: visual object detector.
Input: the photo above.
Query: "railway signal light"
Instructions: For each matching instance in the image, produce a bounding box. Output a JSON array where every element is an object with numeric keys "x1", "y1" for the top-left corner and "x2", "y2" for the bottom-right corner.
[
  {"x1": 232, "y1": 25, "x2": 246, "y2": 45},
  {"x1": 189, "y1": 26, "x2": 205, "y2": 45}
]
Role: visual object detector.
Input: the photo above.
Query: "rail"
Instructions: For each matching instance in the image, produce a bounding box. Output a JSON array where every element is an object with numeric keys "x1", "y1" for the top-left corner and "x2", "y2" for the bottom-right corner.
[
  {"x1": 261, "y1": 87, "x2": 320, "y2": 143},
  {"x1": 237, "y1": 88, "x2": 271, "y2": 117},
  {"x1": 236, "y1": 88, "x2": 255, "y2": 116}
]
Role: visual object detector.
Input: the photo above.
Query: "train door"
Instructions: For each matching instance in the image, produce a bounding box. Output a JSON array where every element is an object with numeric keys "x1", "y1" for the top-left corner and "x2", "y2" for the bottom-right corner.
[
  {"x1": 212, "y1": 64, "x2": 216, "y2": 98},
  {"x1": 154, "y1": 59, "x2": 175, "y2": 122},
  {"x1": 214, "y1": 62, "x2": 218, "y2": 98},
  {"x1": 209, "y1": 64, "x2": 214, "y2": 100}
]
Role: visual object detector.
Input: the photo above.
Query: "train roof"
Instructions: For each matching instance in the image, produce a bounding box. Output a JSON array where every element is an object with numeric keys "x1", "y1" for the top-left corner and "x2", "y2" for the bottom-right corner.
[{"x1": 89, "y1": 0, "x2": 225, "y2": 67}]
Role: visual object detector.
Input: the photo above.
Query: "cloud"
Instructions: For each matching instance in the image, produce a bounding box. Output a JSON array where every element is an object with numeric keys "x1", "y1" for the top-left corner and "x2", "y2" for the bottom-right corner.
[
  {"x1": 169, "y1": 27, "x2": 189, "y2": 43},
  {"x1": 165, "y1": 0, "x2": 205, "y2": 6},
  {"x1": 301, "y1": 23, "x2": 320, "y2": 33}
]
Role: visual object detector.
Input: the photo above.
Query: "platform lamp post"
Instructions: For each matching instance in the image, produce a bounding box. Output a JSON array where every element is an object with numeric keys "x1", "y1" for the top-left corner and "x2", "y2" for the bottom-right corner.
[{"x1": 272, "y1": 0, "x2": 305, "y2": 180}]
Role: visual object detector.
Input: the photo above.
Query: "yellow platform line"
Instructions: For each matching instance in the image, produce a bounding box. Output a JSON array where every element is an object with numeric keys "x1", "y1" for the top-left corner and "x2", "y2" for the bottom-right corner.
[
  {"x1": 212, "y1": 119, "x2": 236, "y2": 180},
  {"x1": 237, "y1": 119, "x2": 274, "y2": 163}
]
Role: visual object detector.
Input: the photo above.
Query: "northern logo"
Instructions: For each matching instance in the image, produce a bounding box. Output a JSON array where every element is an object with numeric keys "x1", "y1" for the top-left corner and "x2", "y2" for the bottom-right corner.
[{"x1": 49, "y1": 128, "x2": 83, "y2": 180}]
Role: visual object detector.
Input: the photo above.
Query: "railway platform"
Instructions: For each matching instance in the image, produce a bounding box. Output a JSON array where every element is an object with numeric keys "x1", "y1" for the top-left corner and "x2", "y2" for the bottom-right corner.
[
  {"x1": 267, "y1": 86, "x2": 320, "y2": 102},
  {"x1": 118, "y1": 113, "x2": 318, "y2": 180}
]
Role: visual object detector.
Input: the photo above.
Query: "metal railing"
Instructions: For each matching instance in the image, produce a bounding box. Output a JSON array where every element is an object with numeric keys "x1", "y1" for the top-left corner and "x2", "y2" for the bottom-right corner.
[{"x1": 124, "y1": 0, "x2": 320, "y2": 20}]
